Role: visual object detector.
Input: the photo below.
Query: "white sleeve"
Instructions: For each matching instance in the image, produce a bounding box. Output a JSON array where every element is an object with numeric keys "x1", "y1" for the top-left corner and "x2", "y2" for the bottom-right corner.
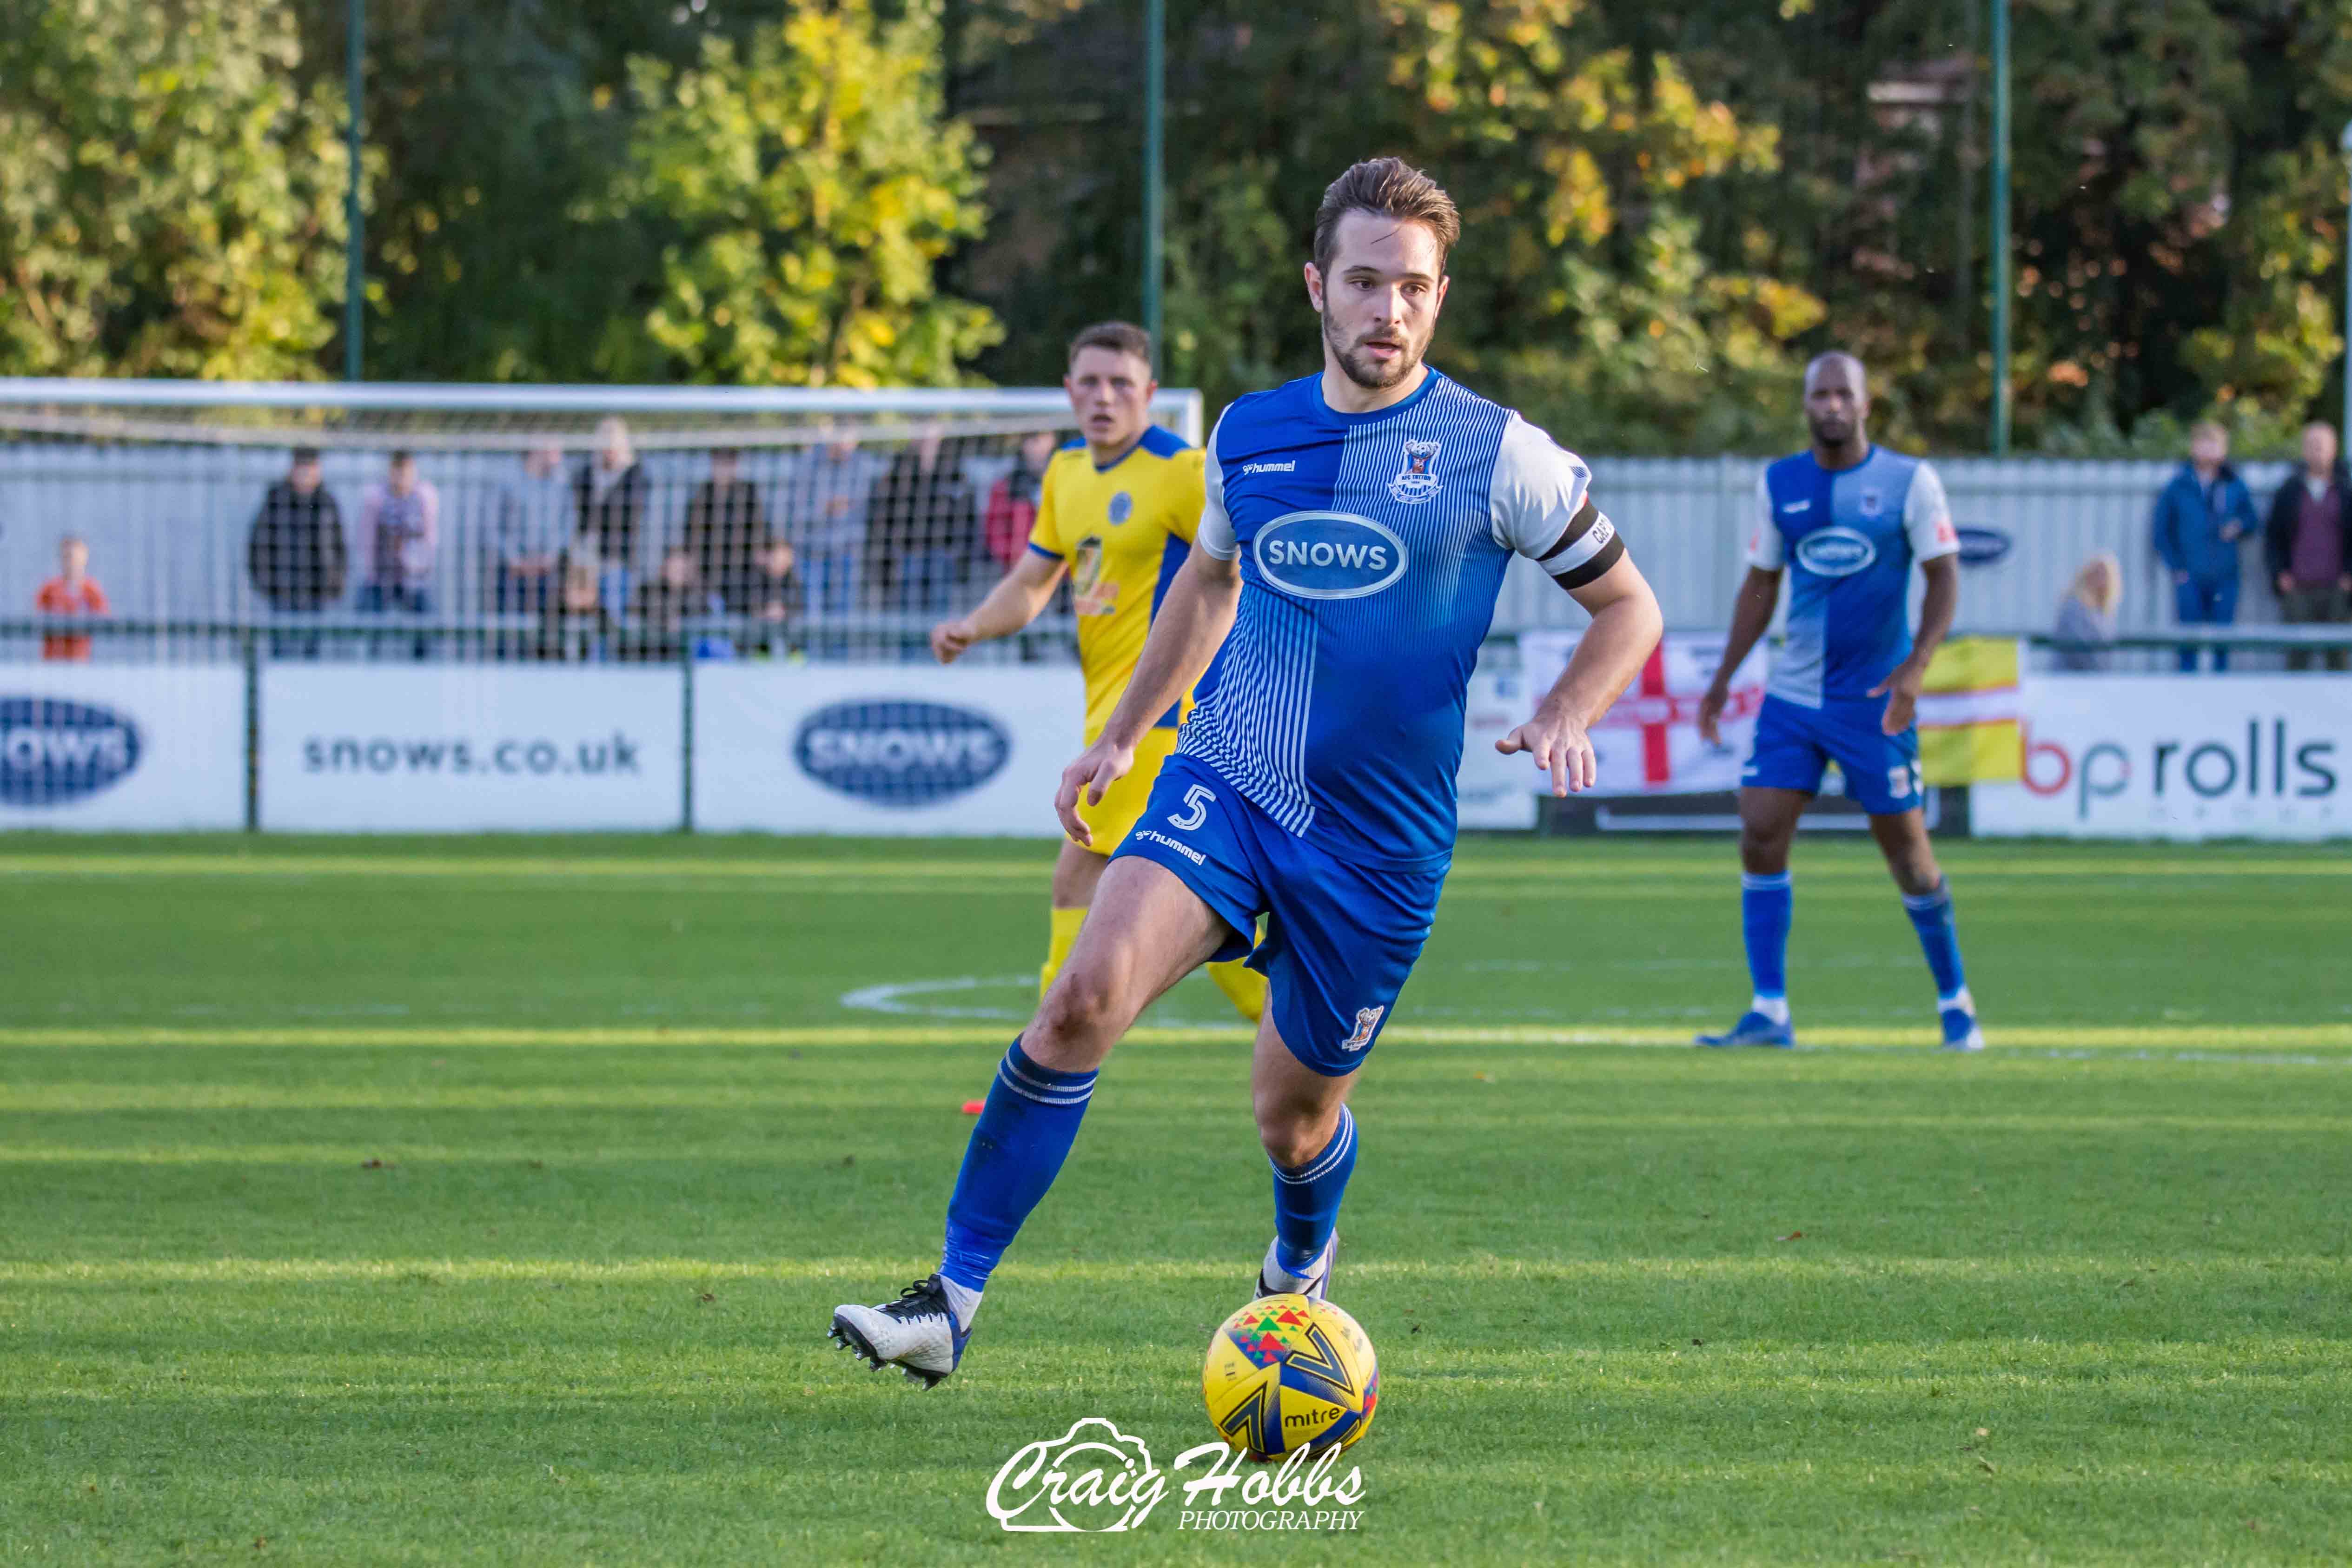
[
  {"x1": 1489, "y1": 416, "x2": 1624, "y2": 586},
  {"x1": 1195, "y1": 410, "x2": 1237, "y2": 561},
  {"x1": 1743, "y1": 473, "x2": 1784, "y2": 569},
  {"x1": 1905, "y1": 460, "x2": 1959, "y2": 562},
  {"x1": 1488, "y1": 416, "x2": 1590, "y2": 555}
]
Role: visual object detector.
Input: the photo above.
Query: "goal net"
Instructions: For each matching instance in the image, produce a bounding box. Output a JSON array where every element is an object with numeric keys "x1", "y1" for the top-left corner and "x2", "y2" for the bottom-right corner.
[{"x1": 0, "y1": 378, "x2": 1202, "y2": 665}]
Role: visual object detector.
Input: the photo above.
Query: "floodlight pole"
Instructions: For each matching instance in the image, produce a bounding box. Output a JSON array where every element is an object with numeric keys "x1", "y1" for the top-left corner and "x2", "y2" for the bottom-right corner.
[
  {"x1": 2340, "y1": 119, "x2": 2352, "y2": 443},
  {"x1": 344, "y1": 0, "x2": 365, "y2": 382},
  {"x1": 1988, "y1": 0, "x2": 2011, "y2": 455},
  {"x1": 1142, "y1": 0, "x2": 1165, "y2": 369}
]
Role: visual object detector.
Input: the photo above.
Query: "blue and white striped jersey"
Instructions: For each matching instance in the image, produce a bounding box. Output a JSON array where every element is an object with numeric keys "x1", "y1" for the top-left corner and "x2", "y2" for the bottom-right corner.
[
  {"x1": 1746, "y1": 446, "x2": 1957, "y2": 708},
  {"x1": 1180, "y1": 370, "x2": 1622, "y2": 866}
]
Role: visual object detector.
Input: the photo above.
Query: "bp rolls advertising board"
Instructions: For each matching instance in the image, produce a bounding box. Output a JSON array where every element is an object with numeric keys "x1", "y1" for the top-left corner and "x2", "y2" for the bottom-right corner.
[
  {"x1": 0, "y1": 664, "x2": 244, "y2": 829},
  {"x1": 261, "y1": 666, "x2": 685, "y2": 831},
  {"x1": 694, "y1": 664, "x2": 1085, "y2": 835},
  {"x1": 1972, "y1": 676, "x2": 2347, "y2": 840}
]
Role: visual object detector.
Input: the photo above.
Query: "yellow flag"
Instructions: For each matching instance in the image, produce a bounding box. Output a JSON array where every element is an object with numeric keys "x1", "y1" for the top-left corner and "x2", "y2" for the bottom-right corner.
[{"x1": 1915, "y1": 637, "x2": 2022, "y2": 785}]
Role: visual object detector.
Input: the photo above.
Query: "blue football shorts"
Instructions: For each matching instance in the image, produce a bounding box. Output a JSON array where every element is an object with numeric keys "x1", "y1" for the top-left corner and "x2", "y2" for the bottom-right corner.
[
  {"x1": 1111, "y1": 754, "x2": 1445, "y2": 1076},
  {"x1": 1742, "y1": 693, "x2": 1924, "y2": 815}
]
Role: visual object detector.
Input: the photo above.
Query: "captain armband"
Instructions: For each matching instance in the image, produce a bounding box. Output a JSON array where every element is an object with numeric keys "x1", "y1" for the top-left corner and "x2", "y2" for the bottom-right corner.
[{"x1": 1535, "y1": 497, "x2": 1625, "y2": 589}]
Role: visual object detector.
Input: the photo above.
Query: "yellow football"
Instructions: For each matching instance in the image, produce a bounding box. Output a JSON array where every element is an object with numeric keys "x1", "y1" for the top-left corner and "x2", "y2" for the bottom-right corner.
[{"x1": 1202, "y1": 1293, "x2": 1379, "y2": 1460}]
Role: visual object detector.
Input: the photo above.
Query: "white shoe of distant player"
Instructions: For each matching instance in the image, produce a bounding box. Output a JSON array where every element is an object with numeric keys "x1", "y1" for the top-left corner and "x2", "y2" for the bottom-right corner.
[
  {"x1": 828, "y1": 1274, "x2": 971, "y2": 1388},
  {"x1": 1255, "y1": 1231, "x2": 1337, "y2": 1303},
  {"x1": 1940, "y1": 1001, "x2": 1986, "y2": 1053}
]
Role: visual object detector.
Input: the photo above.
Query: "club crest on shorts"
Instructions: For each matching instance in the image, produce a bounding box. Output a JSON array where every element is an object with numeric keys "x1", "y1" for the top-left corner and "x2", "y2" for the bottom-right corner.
[
  {"x1": 1341, "y1": 1006, "x2": 1385, "y2": 1052},
  {"x1": 1388, "y1": 440, "x2": 1442, "y2": 504}
]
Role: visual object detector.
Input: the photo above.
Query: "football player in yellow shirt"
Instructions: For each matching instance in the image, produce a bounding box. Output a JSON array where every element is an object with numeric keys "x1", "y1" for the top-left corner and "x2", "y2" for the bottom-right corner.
[{"x1": 931, "y1": 322, "x2": 1266, "y2": 1022}]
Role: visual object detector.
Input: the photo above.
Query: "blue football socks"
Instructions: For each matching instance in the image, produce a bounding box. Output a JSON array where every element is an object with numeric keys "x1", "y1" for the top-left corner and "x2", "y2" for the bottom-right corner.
[
  {"x1": 1270, "y1": 1105, "x2": 1357, "y2": 1275},
  {"x1": 1901, "y1": 879, "x2": 1969, "y2": 1004},
  {"x1": 1741, "y1": 871, "x2": 1793, "y2": 1013},
  {"x1": 939, "y1": 1038, "x2": 1097, "y2": 1305}
]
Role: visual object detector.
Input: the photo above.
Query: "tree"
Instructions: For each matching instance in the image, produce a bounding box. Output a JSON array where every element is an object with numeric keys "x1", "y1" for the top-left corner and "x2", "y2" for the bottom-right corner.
[
  {"x1": 619, "y1": 0, "x2": 1001, "y2": 386},
  {"x1": 0, "y1": 0, "x2": 356, "y2": 379}
]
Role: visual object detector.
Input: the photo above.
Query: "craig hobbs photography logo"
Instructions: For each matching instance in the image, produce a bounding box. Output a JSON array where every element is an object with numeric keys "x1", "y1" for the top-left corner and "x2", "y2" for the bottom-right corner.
[{"x1": 984, "y1": 1416, "x2": 1366, "y2": 1534}]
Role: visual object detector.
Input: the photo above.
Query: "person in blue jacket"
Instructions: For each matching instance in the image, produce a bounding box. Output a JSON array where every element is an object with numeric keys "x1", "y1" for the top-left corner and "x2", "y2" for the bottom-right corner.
[{"x1": 2150, "y1": 421, "x2": 2257, "y2": 671}]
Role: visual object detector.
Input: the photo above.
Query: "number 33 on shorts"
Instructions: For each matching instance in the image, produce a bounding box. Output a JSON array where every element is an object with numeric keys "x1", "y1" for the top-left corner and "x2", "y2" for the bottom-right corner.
[{"x1": 1168, "y1": 784, "x2": 1215, "y2": 832}]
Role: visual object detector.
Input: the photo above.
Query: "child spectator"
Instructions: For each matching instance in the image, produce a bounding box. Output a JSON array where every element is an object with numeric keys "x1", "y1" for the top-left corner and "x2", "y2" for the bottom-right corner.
[{"x1": 35, "y1": 535, "x2": 109, "y2": 661}]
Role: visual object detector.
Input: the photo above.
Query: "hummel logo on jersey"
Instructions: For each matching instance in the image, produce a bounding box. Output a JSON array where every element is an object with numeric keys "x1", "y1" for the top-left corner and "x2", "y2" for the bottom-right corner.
[
  {"x1": 1240, "y1": 461, "x2": 1297, "y2": 475},
  {"x1": 1340, "y1": 1006, "x2": 1384, "y2": 1052},
  {"x1": 1388, "y1": 440, "x2": 1442, "y2": 504}
]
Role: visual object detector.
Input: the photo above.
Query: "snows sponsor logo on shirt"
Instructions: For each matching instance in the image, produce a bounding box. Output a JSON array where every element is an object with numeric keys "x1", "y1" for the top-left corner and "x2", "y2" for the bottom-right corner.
[
  {"x1": 1794, "y1": 527, "x2": 1878, "y2": 577},
  {"x1": 1251, "y1": 512, "x2": 1409, "y2": 601}
]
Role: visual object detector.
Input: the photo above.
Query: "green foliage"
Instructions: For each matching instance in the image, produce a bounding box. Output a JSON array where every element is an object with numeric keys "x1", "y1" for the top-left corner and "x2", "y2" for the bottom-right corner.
[
  {"x1": 1149, "y1": 1, "x2": 1825, "y2": 448},
  {"x1": 0, "y1": 0, "x2": 358, "y2": 378},
  {"x1": 1373, "y1": 7, "x2": 1824, "y2": 451},
  {"x1": 619, "y1": 0, "x2": 1001, "y2": 386}
]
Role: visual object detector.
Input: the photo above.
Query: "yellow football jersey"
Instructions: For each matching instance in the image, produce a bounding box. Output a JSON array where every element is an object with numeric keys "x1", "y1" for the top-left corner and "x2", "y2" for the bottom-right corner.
[{"x1": 1027, "y1": 425, "x2": 1203, "y2": 741}]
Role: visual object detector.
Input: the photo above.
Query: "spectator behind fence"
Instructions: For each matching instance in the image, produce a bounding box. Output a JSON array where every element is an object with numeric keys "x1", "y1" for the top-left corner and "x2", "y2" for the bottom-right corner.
[
  {"x1": 356, "y1": 450, "x2": 439, "y2": 659},
  {"x1": 491, "y1": 443, "x2": 568, "y2": 615},
  {"x1": 2053, "y1": 551, "x2": 2122, "y2": 672},
  {"x1": 784, "y1": 425, "x2": 884, "y2": 617},
  {"x1": 873, "y1": 423, "x2": 979, "y2": 614},
  {"x1": 2151, "y1": 420, "x2": 2255, "y2": 672},
  {"x1": 575, "y1": 417, "x2": 651, "y2": 612},
  {"x1": 984, "y1": 430, "x2": 1060, "y2": 570},
  {"x1": 681, "y1": 447, "x2": 768, "y2": 613},
  {"x1": 2264, "y1": 419, "x2": 2352, "y2": 673},
  {"x1": 745, "y1": 534, "x2": 799, "y2": 630},
  {"x1": 624, "y1": 544, "x2": 722, "y2": 663},
  {"x1": 248, "y1": 447, "x2": 348, "y2": 656},
  {"x1": 34, "y1": 534, "x2": 108, "y2": 662},
  {"x1": 537, "y1": 551, "x2": 613, "y2": 663}
]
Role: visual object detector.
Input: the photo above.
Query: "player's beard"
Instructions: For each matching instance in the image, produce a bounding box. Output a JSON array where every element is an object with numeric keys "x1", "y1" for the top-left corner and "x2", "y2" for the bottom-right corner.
[
  {"x1": 1806, "y1": 410, "x2": 1857, "y2": 447},
  {"x1": 1322, "y1": 304, "x2": 1425, "y2": 391}
]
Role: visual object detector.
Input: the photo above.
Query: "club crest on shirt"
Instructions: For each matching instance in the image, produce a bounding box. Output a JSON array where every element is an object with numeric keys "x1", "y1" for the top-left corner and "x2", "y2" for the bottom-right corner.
[
  {"x1": 1107, "y1": 491, "x2": 1134, "y2": 525},
  {"x1": 1858, "y1": 488, "x2": 1883, "y2": 518},
  {"x1": 1388, "y1": 440, "x2": 1442, "y2": 504}
]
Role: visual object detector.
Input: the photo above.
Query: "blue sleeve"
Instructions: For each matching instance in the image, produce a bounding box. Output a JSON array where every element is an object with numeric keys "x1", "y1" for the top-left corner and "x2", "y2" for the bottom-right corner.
[{"x1": 2151, "y1": 487, "x2": 2181, "y2": 573}]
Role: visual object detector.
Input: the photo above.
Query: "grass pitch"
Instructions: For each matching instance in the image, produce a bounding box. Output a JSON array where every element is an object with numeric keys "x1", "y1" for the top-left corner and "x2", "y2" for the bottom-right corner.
[{"x1": 1, "y1": 832, "x2": 2348, "y2": 1564}]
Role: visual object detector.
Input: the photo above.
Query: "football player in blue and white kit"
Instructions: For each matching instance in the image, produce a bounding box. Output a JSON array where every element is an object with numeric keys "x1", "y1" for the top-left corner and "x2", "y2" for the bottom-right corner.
[
  {"x1": 830, "y1": 158, "x2": 1664, "y2": 1386},
  {"x1": 1693, "y1": 351, "x2": 1984, "y2": 1052}
]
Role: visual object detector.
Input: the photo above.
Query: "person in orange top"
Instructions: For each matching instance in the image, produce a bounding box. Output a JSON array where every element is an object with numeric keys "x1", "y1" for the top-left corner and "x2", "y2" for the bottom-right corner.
[{"x1": 35, "y1": 535, "x2": 109, "y2": 661}]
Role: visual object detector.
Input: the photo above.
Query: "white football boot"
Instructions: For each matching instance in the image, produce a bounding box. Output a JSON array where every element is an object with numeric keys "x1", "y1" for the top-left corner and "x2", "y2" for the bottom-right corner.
[{"x1": 828, "y1": 1274, "x2": 971, "y2": 1388}]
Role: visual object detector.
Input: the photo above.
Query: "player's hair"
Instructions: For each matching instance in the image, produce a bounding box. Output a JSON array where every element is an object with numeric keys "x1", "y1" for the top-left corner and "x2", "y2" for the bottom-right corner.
[
  {"x1": 291, "y1": 446, "x2": 322, "y2": 466},
  {"x1": 58, "y1": 532, "x2": 86, "y2": 549},
  {"x1": 2188, "y1": 419, "x2": 2226, "y2": 443},
  {"x1": 388, "y1": 448, "x2": 416, "y2": 467},
  {"x1": 1312, "y1": 158, "x2": 1460, "y2": 275},
  {"x1": 1067, "y1": 321, "x2": 1153, "y2": 370}
]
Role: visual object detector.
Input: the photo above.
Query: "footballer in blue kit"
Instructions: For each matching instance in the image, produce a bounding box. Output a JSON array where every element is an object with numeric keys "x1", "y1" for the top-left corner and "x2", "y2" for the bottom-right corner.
[
  {"x1": 1695, "y1": 351, "x2": 1984, "y2": 1053},
  {"x1": 830, "y1": 158, "x2": 1664, "y2": 1387}
]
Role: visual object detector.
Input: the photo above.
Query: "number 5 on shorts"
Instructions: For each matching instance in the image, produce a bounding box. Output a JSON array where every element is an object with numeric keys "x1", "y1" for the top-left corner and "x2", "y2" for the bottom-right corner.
[{"x1": 1168, "y1": 784, "x2": 1215, "y2": 832}]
